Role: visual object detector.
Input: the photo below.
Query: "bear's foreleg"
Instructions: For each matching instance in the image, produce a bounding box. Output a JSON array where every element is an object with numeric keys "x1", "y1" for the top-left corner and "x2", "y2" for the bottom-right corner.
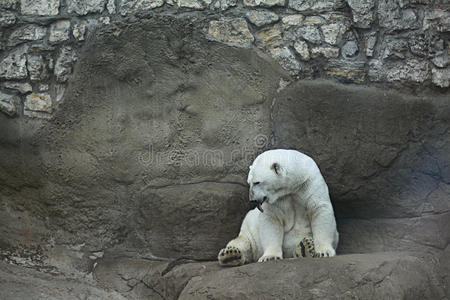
[
  {"x1": 309, "y1": 202, "x2": 338, "y2": 257},
  {"x1": 257, "y1": 214, "x2": 284, "y2": 262}
]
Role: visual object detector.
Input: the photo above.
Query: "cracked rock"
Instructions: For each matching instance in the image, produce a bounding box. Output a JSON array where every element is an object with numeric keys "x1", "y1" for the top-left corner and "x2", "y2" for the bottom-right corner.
[
  {"x1": 281, "y1": 14, "x2": 304, "y2": 27},
  {"x1": 386, "y1": 59, "x2": 430, "y2": 83},
  {"x1": 269, "y1": 46, "x2": 302, "y2": 74},
  {"x1": 346, "y1": 0, "x2": 375, "y2": 28},
  {"x1": 378, "y1": 1, "x2": 419, "y2": 32},
  {"x1": 118, "y1": 0, "x2": 164, "y2": 15},
  {"x1": 297, "y1": 25, "x2": 322, "y2": 44},
  {"x1": 342, "y1": 41, "x2": 358, "y2": 58},
  {"x1": 321, "y1": 21, "x2": 349, "y2": 45},
  {"x1": 3, "y1": 82, "x2": 32, "y2": 94},
  {"x1": 365, "y1": 32, "x2": 377, "y2": 57},
  {"x1": 208, "y1": 18, "x2": 254, "y2": 48},
  {"x1": 0, "y1": 91, "x2": 19, "y2": 117},
  {"x1": 73, "y1": 24, "x2": 86, "y2": 41},
  {"x1": 243, "y1": 0, "x2": 285, "y2": 7},
  {"x1": 54, "y1": 46, "x2": 78, "y2": 83},
  {"x1": 311, "y1": 46, "x2": 339, "y2": 58},
  {"x1": 24, "y1": 93, "x2": 52, "y2": 117},
  {"x1": 0, "y1": 10, "x2": 16, "y2": 27},
  {"x1": 288, "y1": 0, "x2": 345, "y2": 12},
  {"x1": 49, "y1": 20, "x2": 71, "y2": 44},
  {"x1": 67, "y1": 0, "x2": 106, "y2": 15},
  {"x1": 27, "y1": 54, "x2": 47, "y2": 81},
  {"x1": 212, "y1": 0, "x2": 237, "y2": 10},
  {"x1": 255, "y1": 25, "x2": 282, "y2": 47},
  {"x1": 0, "y1": 46, "x2": 28, "y2": 80},
  {"x1": 20, "y1": 0, "x2": 59, "y2": 15},
  {"x1": 246, "y1": 10, "x2": 279, "y2": 27},
  {"x1": 294, "y1": 40, "x2": 310, "y2": 61},
  {"x1": 432, "y1": 68, "x2": 450, "y2": 87},
  {"x1": 107, "y1": 0, "x2": 116, "y2": 13},
  {"x1": 7, "y1": 24, "x2": 46, "y2": 47},
  {"x1": 424, "y1": 9, "x2": 450, "y2": 32}
]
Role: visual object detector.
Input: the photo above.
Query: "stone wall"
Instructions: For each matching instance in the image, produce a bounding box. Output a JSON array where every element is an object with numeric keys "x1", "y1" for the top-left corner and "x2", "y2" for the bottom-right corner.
[{"x1": 0, "y1": 0, "x2": 449, "y2": 119}]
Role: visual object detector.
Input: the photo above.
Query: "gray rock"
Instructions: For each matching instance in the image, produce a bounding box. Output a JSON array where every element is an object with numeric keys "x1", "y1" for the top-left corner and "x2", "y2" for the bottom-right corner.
[
  {"x1": 303, "y1": 15, "x2": 325, "y2": 25},
  {"x1": 296, "y1": 25, "x2": 322, "y2": 44},
  {"x1": 0, "y1": 10, "x2": 16, "y2": 27},
  {"x1": 7, "y1": 24, "x2": 46, "y2": 46},
  {"x1": 0, "y1": 17, "x2": 283, "y2": 260},
  {"x1": 3, "y1": 81, "x2": 32, "y2": 94},
  {"x1": 180, "y1": 253, "x2": 443, "y2": 299},
  {"x1": 67, "y1": 0, "x2": 105, "y2": 15},
  {"x1": 320, "y1": 21, "x2": 349, "y2": 45},
  {"x1": 365, "y1": 32, "x2": 377, "y2": 57},
  {"x1": 378, "y1": 1, "x2": 419, "y2": 32},
  {"x1": 0, "y1": 262, "x2": 126, "y2": 299},
  {"x1": 106, "y1": 0, "x2": 116, "y2": 13},
  {"x1": 38, "y1": 83, "x2": 49, "y2": 92},
  {"x1": 288, "y1": 0, "x2": 344, "y2": 12},
  {"x1": 246, "y1": 10, "x2": 279, "y2": 27},
  {"x1": 386, "y1": 59, "x2": 430, "y2": 83},
  {"x1": 346, "y1": 0, "x2": 375, "y2": 28},
  {"x1": 311, "y1": 46, "x2": 339, "y2": 58},
  {"x1": 0, "y1": 46, "x2": 28, "y2": 79},
  {"x1": 293, "y1": 40, "x2": 309, "y2": 61},
  {"x1": 73, "y1": 23, "x2": 86, "y2": 41},
  {"x1": 424, "y1": 9, "x2": 450, "y2": 32},
  {"x1": 177, "y1": 0, "x2": 206, "y2": 9},
  {"x1": 432, "y1": 54, "x2": 450, "y2": 68},
  {"x1": 0, "y1": 91, "x2": 19, "y2": 117},
  {"x1": 208, "y1": 18, "x2": 254, "y2": 48},
  {"x1": 381, "y1": 37, "x2": 408, "y2": 60},
  {"x1": 54, "y1": 46, "x2": 77, "y2": 83},
  {"x1": 273, "y1": 79, "x2": 450, "y2": 223},
  {"x1": 20, "y1": 0, "x2": 59, "y2": 15},
  {"x1": 325, "y1": 59, "x2": 366, "y2": 82},
  {"x1": 49, "y1": 20, "x2": 71, "y2": 44},
  {"x1": 0, "y1": 0, "x2": 17, "y2": 9},
  {"x1": 269, "y1": 46, "x2": 302, "y2": 74},
  {"x1": 118, "y1": 0, "x2": 164, "y2": 15},
  {"x1": 24, "y1": 92, "x2": 52, "y2": 117},
  {"x1": 255, "y1": 25, "x2": 282, "y2": 47},
  {"x1": 212, "y1": 0, "x2": 237, "y2": 10},
  {"x1": 432, "y1": 67, "x2": 450, "y2": 88},
  {"x1": 342, "y1": 40, "x2": 358, "y2": 58},
  {"x1": 27, "y1": 54, "x2": 47, "y2": 81},
  {"x1": 281, "y1": 14, "x2": 304, "y2": 27},
  {"x1": 243, "y1": 0, "x2": 285, "y2": 7}
]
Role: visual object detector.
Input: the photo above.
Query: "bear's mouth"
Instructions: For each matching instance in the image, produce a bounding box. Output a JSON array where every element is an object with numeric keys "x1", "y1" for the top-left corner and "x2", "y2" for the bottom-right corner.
[{"x1": 254, "y1": 197, "x2": 267, "y2": 213}]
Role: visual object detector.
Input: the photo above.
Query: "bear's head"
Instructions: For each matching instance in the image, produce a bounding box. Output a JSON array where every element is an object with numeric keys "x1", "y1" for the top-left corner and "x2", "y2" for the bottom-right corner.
[{"x1": 247, "y1": 149, "x2": 306, "y2": 211}]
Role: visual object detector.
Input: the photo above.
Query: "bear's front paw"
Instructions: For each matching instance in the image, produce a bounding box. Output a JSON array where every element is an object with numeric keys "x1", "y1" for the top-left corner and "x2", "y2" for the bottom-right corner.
[
  {"x1": 218, "y1": 246, "x2": 245, "y2": 266},
  {"x1": 258, "y1": 255, "x2": 282, "y2": 263},
  {"x1": 294, "y1": 237, "x2": 316, "y2": 258},
  {"x1": 313, "y1": 244, "x2": 336, "y2": 258}
]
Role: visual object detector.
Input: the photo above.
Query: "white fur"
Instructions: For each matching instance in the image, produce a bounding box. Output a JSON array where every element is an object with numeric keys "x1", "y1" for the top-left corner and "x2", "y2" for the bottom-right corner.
[{"x1": 221, "y1": 149, "x2": 339, "y2": 264}]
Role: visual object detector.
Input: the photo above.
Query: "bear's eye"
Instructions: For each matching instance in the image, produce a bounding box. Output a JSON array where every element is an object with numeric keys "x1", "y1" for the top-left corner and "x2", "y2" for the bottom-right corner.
[{"x1": 253, "y1": 182, "x2": 260, "y2": 185}]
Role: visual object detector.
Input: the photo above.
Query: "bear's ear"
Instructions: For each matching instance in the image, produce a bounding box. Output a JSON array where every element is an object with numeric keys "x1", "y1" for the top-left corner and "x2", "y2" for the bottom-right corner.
[{"x1": 271, "y1": 162, "x2": 282, "y2": 175}]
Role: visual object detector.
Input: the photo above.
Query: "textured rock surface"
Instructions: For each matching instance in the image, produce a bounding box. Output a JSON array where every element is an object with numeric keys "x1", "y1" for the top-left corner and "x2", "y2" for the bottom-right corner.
[
  {"x1": 0, "y1": 0, "x2": 448, "y2": 120},
  {"x1": 0, "y1": 13, "x2": 449, "y2": 300}
]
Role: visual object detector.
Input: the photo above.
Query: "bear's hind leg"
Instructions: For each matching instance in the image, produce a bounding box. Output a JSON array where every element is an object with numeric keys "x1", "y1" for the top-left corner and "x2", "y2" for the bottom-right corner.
[
  {"x1": 218, "y1": 235, "x2": 251, "y2": 266},
  {"x1": 294, "y1": 237, "x2": 316, "y2": 258}
]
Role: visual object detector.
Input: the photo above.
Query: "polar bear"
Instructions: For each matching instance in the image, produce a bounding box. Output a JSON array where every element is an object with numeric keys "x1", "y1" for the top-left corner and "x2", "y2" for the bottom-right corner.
[{"x1": 218, "y1": 149, "x2": 338, "y2": 266}]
